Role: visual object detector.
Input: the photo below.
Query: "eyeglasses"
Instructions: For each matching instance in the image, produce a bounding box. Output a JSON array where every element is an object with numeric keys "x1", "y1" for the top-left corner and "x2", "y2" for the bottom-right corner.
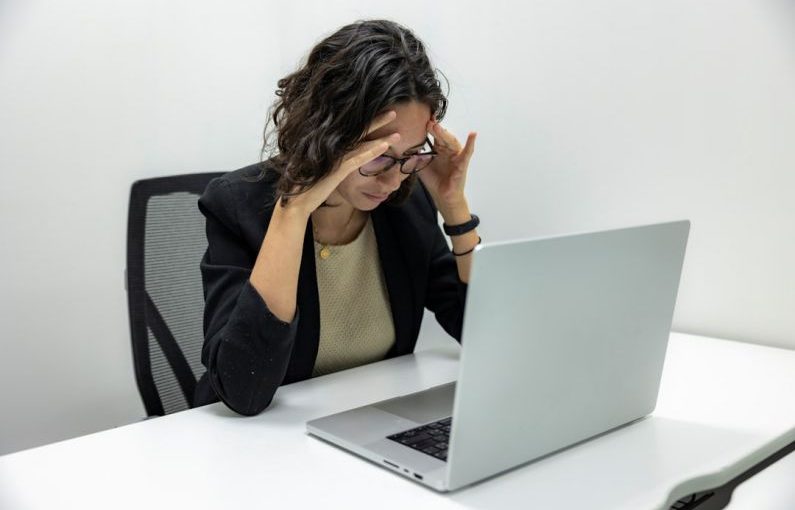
[{"x1": 358, "y1": 137, "x2": 437, "y2": 177}]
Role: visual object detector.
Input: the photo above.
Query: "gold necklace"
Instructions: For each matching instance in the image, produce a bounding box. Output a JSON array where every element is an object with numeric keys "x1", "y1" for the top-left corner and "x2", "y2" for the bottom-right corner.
[{"x1": 312, "y1": 208, "x2": 358, "y2": 260}]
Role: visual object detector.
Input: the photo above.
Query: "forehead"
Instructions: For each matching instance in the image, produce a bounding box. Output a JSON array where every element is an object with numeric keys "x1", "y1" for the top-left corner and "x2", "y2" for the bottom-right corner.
[{"x1": 365, "y1": 101, "x2": 431, "y2": 150}]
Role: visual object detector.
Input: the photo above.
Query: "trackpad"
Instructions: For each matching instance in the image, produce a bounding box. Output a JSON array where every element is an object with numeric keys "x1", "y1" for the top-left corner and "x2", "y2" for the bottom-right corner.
[{"x1": 375, "y1": 382, "x2": 456, "y2": 424}]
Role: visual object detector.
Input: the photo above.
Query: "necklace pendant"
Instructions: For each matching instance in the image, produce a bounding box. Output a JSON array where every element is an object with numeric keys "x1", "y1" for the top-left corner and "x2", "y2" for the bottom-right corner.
[{"x1": 319, "y1": 246, "x2": 331, "y2": 259}]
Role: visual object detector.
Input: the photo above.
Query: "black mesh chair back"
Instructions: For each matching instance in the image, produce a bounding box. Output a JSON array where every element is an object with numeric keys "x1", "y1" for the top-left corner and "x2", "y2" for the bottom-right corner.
[{"x1": 126, "y1": 172, "x2": 224, "y2": 416}]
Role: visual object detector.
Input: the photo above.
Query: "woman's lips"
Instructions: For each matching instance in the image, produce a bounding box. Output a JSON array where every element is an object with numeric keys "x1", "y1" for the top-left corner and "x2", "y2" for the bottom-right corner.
[{"x1": 363, "y1": 192, "x2": 389, "y2": 202}]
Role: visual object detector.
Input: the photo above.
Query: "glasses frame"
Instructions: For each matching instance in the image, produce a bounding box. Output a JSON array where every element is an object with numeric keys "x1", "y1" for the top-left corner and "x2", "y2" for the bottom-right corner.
[{"x1": 358, "y1": 137, "x2": 437, "y2": 177}]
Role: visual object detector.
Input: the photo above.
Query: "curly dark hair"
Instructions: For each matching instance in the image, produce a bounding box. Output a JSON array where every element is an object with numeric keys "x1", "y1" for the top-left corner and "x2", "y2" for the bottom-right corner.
[{"x1": 254, "y1": 19, "x2": 449, "y2": 207}]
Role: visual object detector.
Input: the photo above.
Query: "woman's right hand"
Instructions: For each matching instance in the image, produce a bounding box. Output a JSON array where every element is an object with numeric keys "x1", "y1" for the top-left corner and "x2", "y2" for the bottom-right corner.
[{"x1": 280, "y1": 110, "x2": 401, "y2": 217}]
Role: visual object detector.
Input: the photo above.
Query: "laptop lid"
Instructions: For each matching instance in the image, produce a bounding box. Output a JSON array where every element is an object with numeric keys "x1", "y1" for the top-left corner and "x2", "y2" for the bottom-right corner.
[{"x1": 445, "y1": 220, "x2": 690, "y2": 490}]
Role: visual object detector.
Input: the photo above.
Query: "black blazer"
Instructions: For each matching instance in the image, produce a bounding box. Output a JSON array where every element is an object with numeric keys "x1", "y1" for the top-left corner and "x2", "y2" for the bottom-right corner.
[{"x1": 194, "y1": 161, "x2": 467, "y2": 415}]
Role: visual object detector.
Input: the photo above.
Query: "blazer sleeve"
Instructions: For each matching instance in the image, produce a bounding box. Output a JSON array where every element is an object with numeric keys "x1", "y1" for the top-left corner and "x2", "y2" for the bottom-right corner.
[
  {"x1": 198, "y1": 176, "x2": 299, "y2": 415},
  {"x1": 420, "y1": 188, "x2": 469, "y2": 343}
]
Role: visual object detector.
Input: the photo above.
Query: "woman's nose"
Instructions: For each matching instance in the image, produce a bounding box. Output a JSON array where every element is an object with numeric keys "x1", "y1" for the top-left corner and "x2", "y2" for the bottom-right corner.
[{"x1": 378, "y1": 164, "x2": 404, "y2": 190}]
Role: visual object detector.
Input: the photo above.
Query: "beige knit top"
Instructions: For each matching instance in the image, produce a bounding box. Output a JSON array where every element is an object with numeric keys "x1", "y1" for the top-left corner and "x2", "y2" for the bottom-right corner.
[{"x1": 311, "y1": 215, "x2": 396, "y2": 377}]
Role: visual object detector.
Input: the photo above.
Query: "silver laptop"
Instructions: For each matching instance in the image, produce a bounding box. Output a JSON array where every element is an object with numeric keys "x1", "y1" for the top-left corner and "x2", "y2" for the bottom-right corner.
[{"x1": 306, "y1": 220, "x2": 690, "y2": 492}]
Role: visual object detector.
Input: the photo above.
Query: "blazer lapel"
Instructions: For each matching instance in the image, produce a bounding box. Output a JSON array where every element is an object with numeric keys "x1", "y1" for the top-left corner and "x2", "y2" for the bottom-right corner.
[
  {"x1": 372, "y1": 207, "x2": 415, "y2": 357},
  {"x1": 285, "y1": 219, "x2": 321, "y2": 382}
]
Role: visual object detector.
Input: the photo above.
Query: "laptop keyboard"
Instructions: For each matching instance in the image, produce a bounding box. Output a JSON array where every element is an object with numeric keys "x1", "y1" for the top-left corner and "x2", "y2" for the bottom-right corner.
[{"x1": 386, "y1": 417, "x2": 452, "y2": 461}]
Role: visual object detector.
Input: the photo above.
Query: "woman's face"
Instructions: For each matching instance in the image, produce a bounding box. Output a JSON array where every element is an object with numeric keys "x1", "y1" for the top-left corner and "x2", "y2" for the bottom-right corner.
[{"x1": 333, "y1": 100, "x2": 432, "y2": 211}]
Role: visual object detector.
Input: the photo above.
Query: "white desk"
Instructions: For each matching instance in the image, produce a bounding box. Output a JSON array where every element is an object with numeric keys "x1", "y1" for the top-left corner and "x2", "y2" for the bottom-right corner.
[
  {"x1": 727, "y1": 448, "x2": 795, "y2": 509},
  {"x1": 1, "y1": 332, "x2": 794, "y2": 510}
]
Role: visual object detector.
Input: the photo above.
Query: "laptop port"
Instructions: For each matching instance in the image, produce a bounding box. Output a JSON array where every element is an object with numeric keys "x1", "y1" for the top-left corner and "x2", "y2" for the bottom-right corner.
[
  {"x1": 414, "y1": 473, "x2": 424, "y2": 480},
  {"x1": 383, "y1": 460, "x2": 399, "y2": 469}
]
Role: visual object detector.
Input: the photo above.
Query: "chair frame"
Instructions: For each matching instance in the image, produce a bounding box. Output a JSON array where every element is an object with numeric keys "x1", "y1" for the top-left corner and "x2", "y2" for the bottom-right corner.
[{"x1": 126, "y1": 172, "x2": 224, "y2": 416}]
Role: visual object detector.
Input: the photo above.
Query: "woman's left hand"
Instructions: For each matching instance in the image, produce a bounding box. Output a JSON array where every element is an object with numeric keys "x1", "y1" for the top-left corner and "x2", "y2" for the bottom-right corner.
[{"x1": 417, "y1": 118, "x2": 477, "y2": 215}]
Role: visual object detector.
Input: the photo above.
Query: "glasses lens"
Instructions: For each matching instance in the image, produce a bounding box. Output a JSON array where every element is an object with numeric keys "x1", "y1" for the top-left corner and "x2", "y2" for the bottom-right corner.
[
  {"x1": 402, "y1": 154, "x2": 434, "y2": 174},
  {"x1": 360, "y1": 156, "x2": 395, "y2": 176}
]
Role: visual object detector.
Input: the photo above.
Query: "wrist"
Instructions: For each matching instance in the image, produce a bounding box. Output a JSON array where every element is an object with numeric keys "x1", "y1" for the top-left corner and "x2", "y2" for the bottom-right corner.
[
  {"x1": 438, "y1": 199, "x2": 471, "y2": 225},
  {"x1": 274, "y1": 196, "x2": 311, "y2": 224}
]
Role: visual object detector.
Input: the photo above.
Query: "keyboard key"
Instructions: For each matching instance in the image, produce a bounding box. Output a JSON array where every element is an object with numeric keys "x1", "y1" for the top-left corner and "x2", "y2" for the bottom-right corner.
[
  {"x1": 404, "y1": 433, "x2": 431, "y2": 446},
  {"x1": 386, "y1": 417, "x2": 453, "y2": 462},
  {"x1": 413, "y1": 438, "x2": 437, "y2": 450}
]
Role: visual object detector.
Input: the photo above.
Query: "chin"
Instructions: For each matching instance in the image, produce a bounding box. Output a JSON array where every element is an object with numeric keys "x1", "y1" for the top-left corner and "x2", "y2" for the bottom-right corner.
[{"x1": 359, "y1": 191, "x2": 391, "y2": 209}]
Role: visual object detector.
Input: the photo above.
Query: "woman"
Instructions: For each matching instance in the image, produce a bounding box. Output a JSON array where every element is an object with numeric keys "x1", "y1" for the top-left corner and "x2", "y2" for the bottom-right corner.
[{"x1": 194, "y1": 19, "x2": 479, "y2": 415}]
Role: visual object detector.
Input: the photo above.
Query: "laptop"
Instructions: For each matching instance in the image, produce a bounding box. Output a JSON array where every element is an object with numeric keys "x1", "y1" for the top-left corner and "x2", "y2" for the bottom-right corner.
[{"x1": 306, "y1": 220, "x2": 690, "y2": 492}]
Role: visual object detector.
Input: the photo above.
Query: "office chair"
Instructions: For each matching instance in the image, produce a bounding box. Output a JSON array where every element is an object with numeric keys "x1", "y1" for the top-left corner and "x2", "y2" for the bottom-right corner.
[{"x1": 126, "y1": 172, "x2": 224, "y2": 416}]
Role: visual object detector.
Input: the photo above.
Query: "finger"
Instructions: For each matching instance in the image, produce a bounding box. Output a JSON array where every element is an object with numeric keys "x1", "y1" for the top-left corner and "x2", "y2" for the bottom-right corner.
[
  {"x1": 365, "y1": 110, "x2": 397, "y2": 136},
  {"x1": 340, "y1": 132, "x2": 400, "y2": 174},
  {"x1": 457, "y1": 132, "x2": 477, "y2": 163},
  {"x1": 449, "y1": 132, "x2": 476, "y2": 169},
  {"x1": 432, "y1": 122, "x2": 462, "y2": 152}
]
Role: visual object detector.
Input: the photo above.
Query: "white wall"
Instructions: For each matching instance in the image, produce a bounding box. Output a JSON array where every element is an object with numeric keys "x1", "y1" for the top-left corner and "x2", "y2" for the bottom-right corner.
[
  {"x1": 0, "y1": 0, "x2": 281, "y2": 455},
  {"x1": 1, "y1": 0, "x2": 793, "y2": 455}
]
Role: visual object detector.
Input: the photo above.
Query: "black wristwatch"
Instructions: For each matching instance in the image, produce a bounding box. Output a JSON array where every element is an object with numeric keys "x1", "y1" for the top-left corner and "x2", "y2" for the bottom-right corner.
[{"x1": 443, "y1": 214, "x2": 480, "y2": 236}]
